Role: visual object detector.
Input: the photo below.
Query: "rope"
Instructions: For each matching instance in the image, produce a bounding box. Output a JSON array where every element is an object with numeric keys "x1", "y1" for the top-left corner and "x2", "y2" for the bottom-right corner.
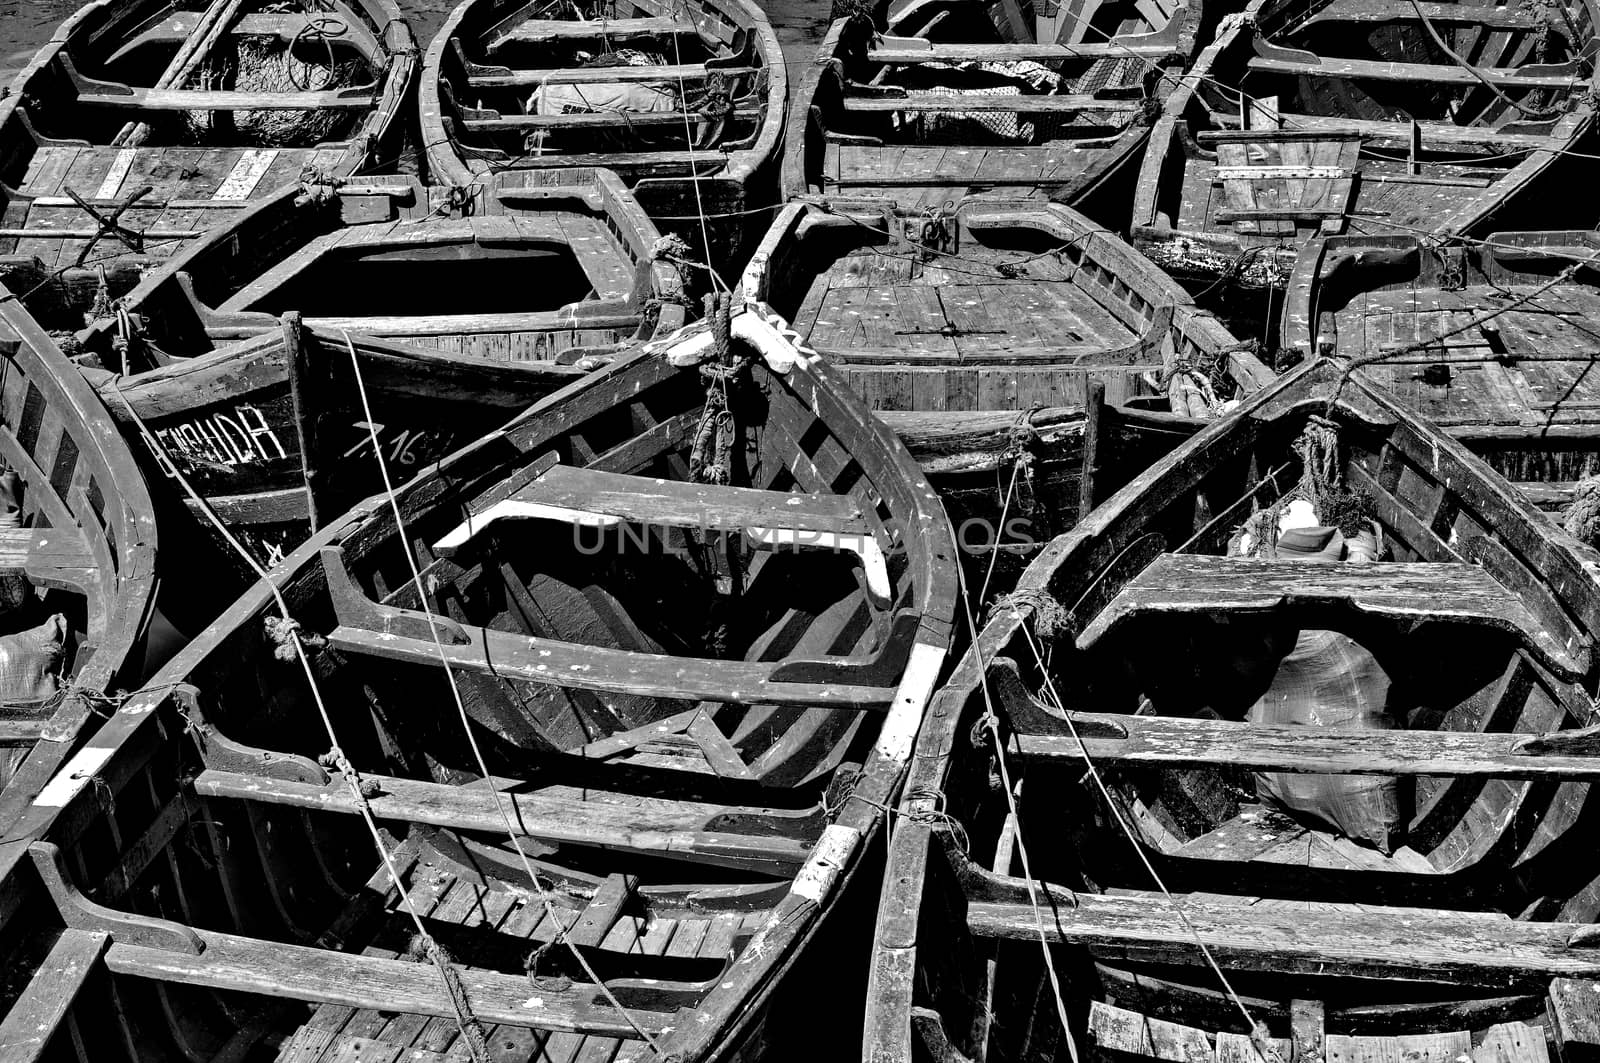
[
  {"x1": 338, "y1": 331, "x2": 664, "y2": 1055},
  {"x1": 104, "y1": 376, "x2": 491, "y2": 1060},
  {"x1": 687, "y1": 292, "x2": 751, "y2": 486},
  {"x1": 1408, "y1": 0, "x2": 1571, "y2": 120}
]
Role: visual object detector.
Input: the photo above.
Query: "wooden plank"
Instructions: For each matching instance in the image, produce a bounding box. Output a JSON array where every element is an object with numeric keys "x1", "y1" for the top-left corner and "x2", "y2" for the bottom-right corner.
[
  {"x1": 1473, "y1": 1023, "x2": 1549, "y2": 1063},
  {"x1": 1012, "y1": 709, "x2": 1600, "y2": 778},
  {"x1": 1550, "y1": 978, "x2": 1600, "y2": 1063},
  {"x1": 490, "y1": 17, "x2": 697, "y2": 48},
  {"x1": 842, "y1": 93, "x2": 1142, "y2": 113},
  {"x1": 868, "y1": 41, "x2": 1177, "y2": 61},
  {"x1": 1298, "y1": 0, "x2": 1538, "y2": 27},
  {"x1": 468, "y1": 63, "x2": 746, "y2": 88},
  {"x1": 213, "y1": 149, "x2": 279, "y2": 201},
  {"x1": 192, "y1": 769, "x2": 818, "y2": 872},
  {"x1": 463, "y1": 108, "x2": 754, "y2": 132},
  {"x1": 964, "y1": 888, "x2": 1600, "y2": 981},
  {"x1": 1246, "y1": 55, "x2": 1578, "y2": 87},
  {"x1": 1326, "y1": 1032, "x2": 1472, "y2": 1063},
  {"x1": 92, "y1": 149, "x2": 138, "y2": 201},
  {"x1": 1075, "y1": 553, "x2": 1585, "y2": 677},
  {"x1": 105, "y1": 927, "x2": 673, "y2": 1038},
  {"x1": 0, "y1": 930, "x2": 110, "y2": 1060},
  {"x1": 80, "y1": 88, "x2": 376, "y2": 110}
]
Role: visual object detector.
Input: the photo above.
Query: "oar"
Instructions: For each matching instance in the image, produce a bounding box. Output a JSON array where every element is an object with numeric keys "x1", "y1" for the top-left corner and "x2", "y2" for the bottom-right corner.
[{"x1": 112, "y1": 0, "x2": 249, "y2": 147}]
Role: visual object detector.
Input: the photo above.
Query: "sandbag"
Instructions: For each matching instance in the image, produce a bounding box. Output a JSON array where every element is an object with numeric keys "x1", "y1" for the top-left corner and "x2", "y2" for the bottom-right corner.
[
  {"x1": 1248, "y1": 627, "x2": 1407, "y2": 853},
  {"x1": 0, "y1": 614, "x2": 65, "y2": 705}
]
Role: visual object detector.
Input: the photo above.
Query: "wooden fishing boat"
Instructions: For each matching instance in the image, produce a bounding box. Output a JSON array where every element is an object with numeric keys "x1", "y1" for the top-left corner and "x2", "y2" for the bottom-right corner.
[
  {"x1": 1285, "y1": 230, "x2": 1600, "y2": 492},
  {"x1": 0, "y1": 284, "x2": 156, "y2": 839},
  {"x1": 0, "y1": 305, "x2": 955, "y2": 1063},
  {"x1": 0, "y1": 0, "x2": 417, "y2": 330},
  {"x1": 70, "y1": 168, "x2": 687, "y2": 570},
  {"x1": 783, "y1": 0, "x2": 1200, "y2": 219},
  {"x1": 864, "y1": 355, "x2": 1600, "y2": 1063},
  {"x1": 743, "y1": 195, "x2": 1275, "y2": 414},
  {"x1": 1131, "y1": 0, "x2": 1600, "y2": 294},
  {"x1": 420, "y1": 0, "x2": 786, "y2": 267}
]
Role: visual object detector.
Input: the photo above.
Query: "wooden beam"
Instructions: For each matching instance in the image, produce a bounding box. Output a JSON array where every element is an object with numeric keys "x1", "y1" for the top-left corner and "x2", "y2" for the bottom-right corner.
[
  {"x1": 842, "y1": 93, "x2": 1142, "y2": 113},
  {"x1": 463, "y1": 107, "x2": 755, "y2": 132},
  {"x1": 0, "y1": 930, "x2": 109, "y2": 1061},
  {"x1": 1246, "y1": 55, "x2": 1579, "y2": 88},
  {"x1": 83, "y1": 88, "x2": 376, "y2": 110},
  {"x1": 192, "y1": 768, "x2": 819, "y2": 873},
  {"x1": 1297, "y1": 0, "x2": 1539, "y2": 28},
  {"x1": 468, "y1": 64, "x2": 753, "y2": 89},
  {"x1": 104, "y1": 926, "x2": 672, "y2": 1037},
  {"x1": 964, "y1": 887, "x2": 1600, "y2": 983},
  {"x1": 489, "y1": 16, "x2": 698, "y2": 49},
  {"x1": 868, "y1": 41, "x2": 1177, "y2": 62},
  {"x1": 1011, "y1": 711, "x2": 1600, "y2": 778}
]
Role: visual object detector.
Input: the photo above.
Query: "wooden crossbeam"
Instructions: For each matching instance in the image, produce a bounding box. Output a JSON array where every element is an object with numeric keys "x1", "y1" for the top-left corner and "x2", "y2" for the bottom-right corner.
[
  {"x1": 1011, "y1": 713, "x2": 1600, "y2": 779},
  {"x1": 462, "y1": 107, "x2": 755, "y2": 132},
  {"x1": 76, "y1": 88, "x2": 376, "y2": 110},
  {"x1": 867, "y1": 41, "x2": 1176, "y2": 62},
  {"x1": 965, "y1": 885, "x2": 1600, "y2": 983},
  {"x1": 488, "y1": 17, "x2": 699, "y2": 49},
  {"x1": 842, "y1": 93, "x2": 1143, "y2": 113},
  {"x1": 193, "y1": 768, "x2": 819, "y2": 873},
  {"x1": 0, "y1": 930, "x2": 108, "y2": 1060},
  {"x1": 105, "y1": 926, "x2": 673, "y2": 1037},
  {"x1": 467, "y1": 63, "x2": 753, "y2": 88},
  {"x1": 1075, "y1": 554, "x2": 1589, "y2": 680},
  {"x1": 1246, "y1": 55, "x2": 1578, "y2": 88}
]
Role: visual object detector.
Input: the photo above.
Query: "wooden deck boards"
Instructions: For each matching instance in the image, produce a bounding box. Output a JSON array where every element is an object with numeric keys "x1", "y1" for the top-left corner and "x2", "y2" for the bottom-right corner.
[{"x1": 1339, "y1": 283, "x2": 1600, "y2": 425}]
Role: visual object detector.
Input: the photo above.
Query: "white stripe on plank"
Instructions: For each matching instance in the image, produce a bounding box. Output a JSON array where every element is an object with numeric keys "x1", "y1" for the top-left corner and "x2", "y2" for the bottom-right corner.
[
  {"x1": 213, "y1": 149, "x2": 279, "y2": 200},
  {"x1": 93, "y1": 149, "x2": 138, "y2": 201}
]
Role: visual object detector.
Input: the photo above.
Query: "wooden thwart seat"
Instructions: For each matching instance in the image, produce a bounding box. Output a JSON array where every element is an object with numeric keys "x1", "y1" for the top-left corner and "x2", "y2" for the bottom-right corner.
[
  {"x1": 192, "y1": 768, "x2": 818, "y2": 873},
  {"x1": 487, "y1": 17, "x2": 700, "y2": 50},
  {"x1": 462, "y1": 107, "x2": 757, "y2": 132},
  {"x1": 1076, "y1": 553, "x2": 1589, "y2": 680},
  {"x1": 962, "y1": 877, "x2": 1600, "y2": 981},
  {"x1": 0, "y1": 523, "x2": 97, "y2": 595},
  {"x1": 1246, "y1": 54, "x2": 1579, "y2": 87},
  {"x1": 467, "y1": 62, "x2": 753, "y2": 88},
  {"x1": 435, "y1": 458, "x2": 890, "y2": 600},
  {"x1": 75, "y1": 87, "x2": 376, "y2": 110},
  {"x1": 0, "y1": 929, "x2": 108, "y2": 1059},
  {"x1": 1295, "y1": 0, "x2": 1540, "y2": 27},
  {"x1": 105, "y1": 925, "x2": 673, "y2": 1038},
  {"x1": 842, "y1": 93, "x2": 1142, "y2": 113},
  {"x1": 867, "y1": 40, "x2": 1177, "y2": 62}
]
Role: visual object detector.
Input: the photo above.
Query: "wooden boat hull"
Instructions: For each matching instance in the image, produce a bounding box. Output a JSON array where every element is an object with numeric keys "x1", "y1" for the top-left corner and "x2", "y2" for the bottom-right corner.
[
  {"x1": 0, "y1": 0, "x2": 417, "y2": 330},
  {"x1": 865, "y1": 357, "x2": 1600, "y2": 1062},
  {"x1": 744, "y1": 197, "x2": 1275, "y2": 415},
  {"x1": 419, "y1": 0, "x2": 787, "y2": 270},
  {"x1": 1284, "y1": 230, "x2": 1600, "y2": 486},
  {"x1": 784, "y1": 8, "x2": 1200, "y2": 220},
  {"x1": 70, "y1": 169, "x2": 687, "y2": 573},
  {"x1": 0, "y1": 310, "x2": 954, "y2": 1062},
  {"x1": 1131, "y1": 0, "x2": 1600, "y2": 293},
  {"x1": 0, "y1": 285, "x2": 156, "y2": 837}
]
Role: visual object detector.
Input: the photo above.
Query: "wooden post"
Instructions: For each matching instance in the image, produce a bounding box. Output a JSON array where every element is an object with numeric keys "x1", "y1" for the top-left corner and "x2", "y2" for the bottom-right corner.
[
  {"x1": 1289, "y1": 999, "x2": 1325, "y2": 1063},
  {"x1": 1550, "y1": 978, "x2": 1600, "y2": 1063},
  {"x1": 1408, "y1": 120, "x2": 1422, "y2": 176},
  {"x1": 282, "y1": 313, "x2": 320, "y2": 532},
  {"x1": 1078, "y1": 379, "x2": 1105, "y2": 520}
]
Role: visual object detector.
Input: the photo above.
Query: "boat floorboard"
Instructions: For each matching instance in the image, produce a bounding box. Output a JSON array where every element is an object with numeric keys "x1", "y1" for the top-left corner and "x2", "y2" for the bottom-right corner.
[{"x1": 273, "y1": 858, "x2": 763, "y2": 1063}]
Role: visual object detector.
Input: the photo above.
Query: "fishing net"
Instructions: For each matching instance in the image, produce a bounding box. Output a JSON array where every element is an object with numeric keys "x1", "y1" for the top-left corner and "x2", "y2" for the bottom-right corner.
[{"x1": 181, "y1": 31, "x2": 367, "y2": 147}]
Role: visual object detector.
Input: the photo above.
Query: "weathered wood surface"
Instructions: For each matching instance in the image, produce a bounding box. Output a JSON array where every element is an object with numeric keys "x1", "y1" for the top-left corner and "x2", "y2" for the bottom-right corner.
[
  {"x1": 107, "y1": 925, "x2": 673, "y2": 1038},
  {"x1": 1076, "y1": 553, "x2": 1589, "y2": 678},
  {"x1": 193, "y1": 768, "x2": 819, "y2": 872},
  {"x1": 0, "y1": 929, "x2": 108, "y2": 1060},
  {"x1": 1246, "y1": 54, "x2": 1581, "y2": 87}
]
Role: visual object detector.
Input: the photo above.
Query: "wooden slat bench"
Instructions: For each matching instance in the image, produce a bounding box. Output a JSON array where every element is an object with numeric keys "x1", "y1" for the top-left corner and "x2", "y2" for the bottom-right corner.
[
  {"x1": 192, "y1": 768, "x2": 819, "y2": 873},
  {"x1": 1075, "y1": 553, "x2": 1589, "y2": 680}
]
